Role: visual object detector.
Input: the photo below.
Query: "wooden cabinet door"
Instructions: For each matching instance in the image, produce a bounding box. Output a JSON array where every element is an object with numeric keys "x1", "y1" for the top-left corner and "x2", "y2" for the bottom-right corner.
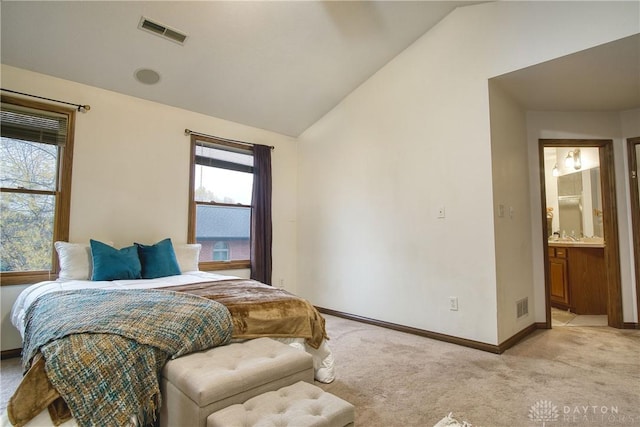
[
  {"x1": 550, "y1": 257, "x2": 570, "y2": 307},
  {"x1": 568, "y1": 247, "x2": 607, "y2": 315}
]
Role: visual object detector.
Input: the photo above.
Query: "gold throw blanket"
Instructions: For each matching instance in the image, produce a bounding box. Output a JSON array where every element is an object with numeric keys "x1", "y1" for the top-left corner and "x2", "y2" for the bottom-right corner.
[{"x1": 162, "y1": 279, "x2": 328, "y2": 349}]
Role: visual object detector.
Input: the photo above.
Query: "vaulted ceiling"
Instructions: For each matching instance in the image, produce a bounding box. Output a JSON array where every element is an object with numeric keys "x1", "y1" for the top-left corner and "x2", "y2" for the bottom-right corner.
[
  {"x1": 1, "y1": 1, "x2": 477, "y2": 136},
  {"x1": 2, "y1": 2, "x2": 638, "y2": 137}
]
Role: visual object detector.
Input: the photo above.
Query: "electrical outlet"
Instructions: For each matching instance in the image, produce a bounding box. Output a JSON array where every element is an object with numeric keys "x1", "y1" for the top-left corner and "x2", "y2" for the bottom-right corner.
[
  {"x1": 278, "y1": 278, "x2": 285, "y2": 288},
  {"x1": 449, "y1": 297, "x2": 458, "y2": 311}
]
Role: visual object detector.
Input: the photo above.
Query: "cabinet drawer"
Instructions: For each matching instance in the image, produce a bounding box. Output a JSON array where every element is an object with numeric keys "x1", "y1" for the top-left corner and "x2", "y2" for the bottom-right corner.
[
  {"x1": 548, "y1": 247, "x2": 556, "y2": 257},
  {"x1": 555, "y1": 248, "x2": 567, "y2": 258}
]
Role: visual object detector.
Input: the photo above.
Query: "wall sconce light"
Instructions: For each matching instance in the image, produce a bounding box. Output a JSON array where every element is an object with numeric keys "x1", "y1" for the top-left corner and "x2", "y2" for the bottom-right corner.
[
  {"x1": 565, "y1": 151, "x2": 574, "y2": 168},
  {"x1": 552, "y1": 164, "x2": 559, "y2": 176},
  {"x1": 564, "y1": 149, "x2": 582, "y2": 170},
  {"x1": 573, "y1": 149, "x2": 582, "y2": 170}
]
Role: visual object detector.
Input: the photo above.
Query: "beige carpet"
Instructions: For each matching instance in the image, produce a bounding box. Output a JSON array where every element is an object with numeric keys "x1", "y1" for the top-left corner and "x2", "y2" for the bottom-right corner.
[
  {"x1": 316, "y1": 315, "x2": 639, "y2": 426},
  {"x1": 0, "y1": 357, "x2": 21, "y2": 416},
  {"x1": 1, "y1": 315, "x2": 639, "y2": 426}
]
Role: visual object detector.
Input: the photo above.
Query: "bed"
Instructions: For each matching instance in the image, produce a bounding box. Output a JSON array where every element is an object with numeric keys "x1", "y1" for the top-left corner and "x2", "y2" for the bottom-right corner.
[
  {"x1": 10, "y1": 270, "x2": 335, "y2": 382},
  {"x1": 4, "y1": 240, "x2": 335, "y2": 427}
]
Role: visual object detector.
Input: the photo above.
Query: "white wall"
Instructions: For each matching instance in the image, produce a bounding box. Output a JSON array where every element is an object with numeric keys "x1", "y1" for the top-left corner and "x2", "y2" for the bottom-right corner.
[
  {"x1": 0, "y1": 65, "x2": 299, "y2": 351},
  {"x1": 620, "y1": 109, "x2": 640, "y2": 137},
  {"x1": 488, "y1": 82, "x2": 534, "y2": 343},
  {"x1": 526, "y1": 110, "x2": 638, "y2": 323},
  {"x1": 297, "y1": 1, "x2": 639, "y2": 345}
]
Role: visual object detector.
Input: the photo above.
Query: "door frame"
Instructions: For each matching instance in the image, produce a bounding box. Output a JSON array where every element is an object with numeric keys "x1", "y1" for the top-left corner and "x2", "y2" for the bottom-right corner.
[
  {"x1": 627, "y1": 137, "x2": 640, "y2": 325},
  {"x1": 538, "y1": 139, "x2": 623, "y2": 328}
]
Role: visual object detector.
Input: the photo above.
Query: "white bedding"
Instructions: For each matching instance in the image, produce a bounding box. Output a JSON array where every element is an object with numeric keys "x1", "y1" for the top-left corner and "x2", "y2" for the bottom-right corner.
[{"x1": 10, "y1": 270, "x2": 335, "y2": 381}]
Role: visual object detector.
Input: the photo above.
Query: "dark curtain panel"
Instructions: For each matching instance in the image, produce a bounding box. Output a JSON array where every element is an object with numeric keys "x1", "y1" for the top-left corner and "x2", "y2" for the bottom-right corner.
[{"x1": 250, "y1": 144, "x2": 273, "y2": 285}]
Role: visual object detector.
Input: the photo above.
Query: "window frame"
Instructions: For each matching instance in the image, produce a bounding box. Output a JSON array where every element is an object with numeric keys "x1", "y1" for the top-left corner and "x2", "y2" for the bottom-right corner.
[
  {"x1": 0, "y1": 95, "x2": 75, "y2": 286},
  {"x1": 188, "y1": 134, "x2": 253, "y2": 271}
]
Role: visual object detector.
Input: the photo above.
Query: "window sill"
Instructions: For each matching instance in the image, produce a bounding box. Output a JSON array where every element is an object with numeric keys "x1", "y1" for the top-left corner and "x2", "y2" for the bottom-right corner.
[
  {"x1": 1, "y1": 271, "x2": 58, "y2": 286},
  {"x1": 199, "y1": 260, "x2": 250, "y2": 271}
]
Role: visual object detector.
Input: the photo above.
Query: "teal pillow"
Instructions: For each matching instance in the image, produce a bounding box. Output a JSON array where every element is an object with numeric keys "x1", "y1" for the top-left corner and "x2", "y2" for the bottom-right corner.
[
  {"x1": 135, "y1": 238, "x2": 181, "y2": 279},
  {"x1": 90, "y1": 239, "x2": 142, "y2": 281}
]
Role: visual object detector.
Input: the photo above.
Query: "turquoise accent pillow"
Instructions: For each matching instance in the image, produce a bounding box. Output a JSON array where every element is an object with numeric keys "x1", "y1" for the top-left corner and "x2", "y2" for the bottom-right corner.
[
  {"x1": 90, "y1": 239, "x2": 142, "y2": 281},
  {"x1": 135, "y1": 238, "x2": 181, "y2": 279}
]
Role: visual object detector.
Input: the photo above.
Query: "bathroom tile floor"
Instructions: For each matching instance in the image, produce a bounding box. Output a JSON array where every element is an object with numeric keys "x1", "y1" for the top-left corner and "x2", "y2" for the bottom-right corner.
[{"x1": 551, "y1": 307, "x2": 608, "y2": 327}]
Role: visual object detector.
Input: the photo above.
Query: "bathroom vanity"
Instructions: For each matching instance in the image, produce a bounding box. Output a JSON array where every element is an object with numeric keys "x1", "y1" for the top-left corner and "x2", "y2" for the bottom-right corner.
[{"x1": 548, "y1": 240, "x2": 607, "y2": 315}]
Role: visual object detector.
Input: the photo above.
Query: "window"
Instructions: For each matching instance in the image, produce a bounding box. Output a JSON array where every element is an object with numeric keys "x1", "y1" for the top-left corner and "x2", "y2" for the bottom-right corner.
[
  {"x1": 0, "y1": 96, "x2": 75, "y2": 285},
  {"x1": 212, "y1": 241, "x2": 230, "y2": 261},
  {"x1": 188, "y1": 135, "x2": 253, "y2": 270}
]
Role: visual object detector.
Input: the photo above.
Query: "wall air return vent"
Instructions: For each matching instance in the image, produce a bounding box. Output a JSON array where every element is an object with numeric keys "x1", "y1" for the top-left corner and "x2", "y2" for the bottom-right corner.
[
  {"x1": 517, "y1": 297, "x2": 529, "y2": 319},
  {"x1": 138, "y1": 17, "x2": 187, "y2": 45}
]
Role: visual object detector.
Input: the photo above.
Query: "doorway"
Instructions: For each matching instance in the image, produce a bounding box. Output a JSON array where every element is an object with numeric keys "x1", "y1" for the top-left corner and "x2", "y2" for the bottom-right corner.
[
  {"x1": 539, "y1": 139, "x2": 623, "y2": 328},
  {"x1": 628, "y1": 137, "x2": 640, "y2": 325}
]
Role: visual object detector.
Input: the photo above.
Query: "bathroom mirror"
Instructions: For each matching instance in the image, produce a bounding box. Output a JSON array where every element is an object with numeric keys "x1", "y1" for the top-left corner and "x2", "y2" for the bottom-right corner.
[{"x1": 544, "y1": 147, "x2": 603, "y2": 238}]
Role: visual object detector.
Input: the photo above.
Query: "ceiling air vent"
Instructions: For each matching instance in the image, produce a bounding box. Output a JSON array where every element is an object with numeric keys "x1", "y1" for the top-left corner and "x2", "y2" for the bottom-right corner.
[{"x1": 138, "y1": 17, "x2": 187, "y2": 45}]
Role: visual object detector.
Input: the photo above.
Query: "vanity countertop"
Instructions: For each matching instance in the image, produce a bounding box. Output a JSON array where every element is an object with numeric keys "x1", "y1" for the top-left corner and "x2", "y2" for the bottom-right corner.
[{"x1": 548, "y1": 239, "x2": 605, "y2": 248}]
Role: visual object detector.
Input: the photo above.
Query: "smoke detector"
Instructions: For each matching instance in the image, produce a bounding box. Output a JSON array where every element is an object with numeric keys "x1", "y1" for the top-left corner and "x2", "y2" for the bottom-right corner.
[{"x1": 138, "y1": 17, "x2": 188, "y2": 45}]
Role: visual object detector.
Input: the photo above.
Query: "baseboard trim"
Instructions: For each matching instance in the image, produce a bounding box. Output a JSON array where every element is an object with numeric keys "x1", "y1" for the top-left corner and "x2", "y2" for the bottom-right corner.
[
  {"x1": 623, "y1": 322, "x2": 640, "y2": 329},
  {"x1": 1, "y1": 348, "x2": 21, "y2": 360},
  {"x1": 318, "y1": 307, "x2": 544, "y2": 354},
  {"x1": 496, "y1": 322, "x2": 541, "y2": 353},
  {"x1": 318, "y1": 307, "x2": 505, "y2": 353},
  {"x1": 536, "y1": 321, "x2": 550, "y2": 330}
]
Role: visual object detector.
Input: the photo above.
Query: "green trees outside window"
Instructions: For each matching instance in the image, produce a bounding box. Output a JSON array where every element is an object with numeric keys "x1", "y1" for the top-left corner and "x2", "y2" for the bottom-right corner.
[{"x1": 0, "y1": 96, "x2": 74, "y2": 283}]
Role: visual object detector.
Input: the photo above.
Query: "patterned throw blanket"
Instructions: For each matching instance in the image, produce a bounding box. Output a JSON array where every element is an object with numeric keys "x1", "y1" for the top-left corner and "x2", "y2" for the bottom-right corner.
[{"x1": 16, "y1": 289, "x2": 233, "y2": 427}]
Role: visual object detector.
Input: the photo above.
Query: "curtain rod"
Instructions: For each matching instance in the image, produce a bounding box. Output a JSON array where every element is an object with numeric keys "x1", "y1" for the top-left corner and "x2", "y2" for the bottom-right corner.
[
  {"x1": 1, "y1": 88, "x2": 90, "y2": 112},
  {"x1": 184, "y1": 129, "x2": 274, "y2": 150}
]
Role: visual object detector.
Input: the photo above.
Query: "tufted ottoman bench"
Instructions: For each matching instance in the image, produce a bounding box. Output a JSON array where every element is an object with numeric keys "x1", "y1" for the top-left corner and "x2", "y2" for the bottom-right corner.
[
  {"x1": 206, "y1": 381, "x2": 355, "y2": 427},
  {"x1": 160, "y1": 338, "x2": 314, "y2": 427}
]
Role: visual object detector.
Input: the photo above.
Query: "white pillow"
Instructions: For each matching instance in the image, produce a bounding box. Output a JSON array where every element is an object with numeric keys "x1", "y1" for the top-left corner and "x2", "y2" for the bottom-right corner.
[
  {"x1": 173, "y1": 244, "x2": 202, "y2": 273},
  {"x1": 55, "y1": 241, "x2": 112, "y2": 280}
]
